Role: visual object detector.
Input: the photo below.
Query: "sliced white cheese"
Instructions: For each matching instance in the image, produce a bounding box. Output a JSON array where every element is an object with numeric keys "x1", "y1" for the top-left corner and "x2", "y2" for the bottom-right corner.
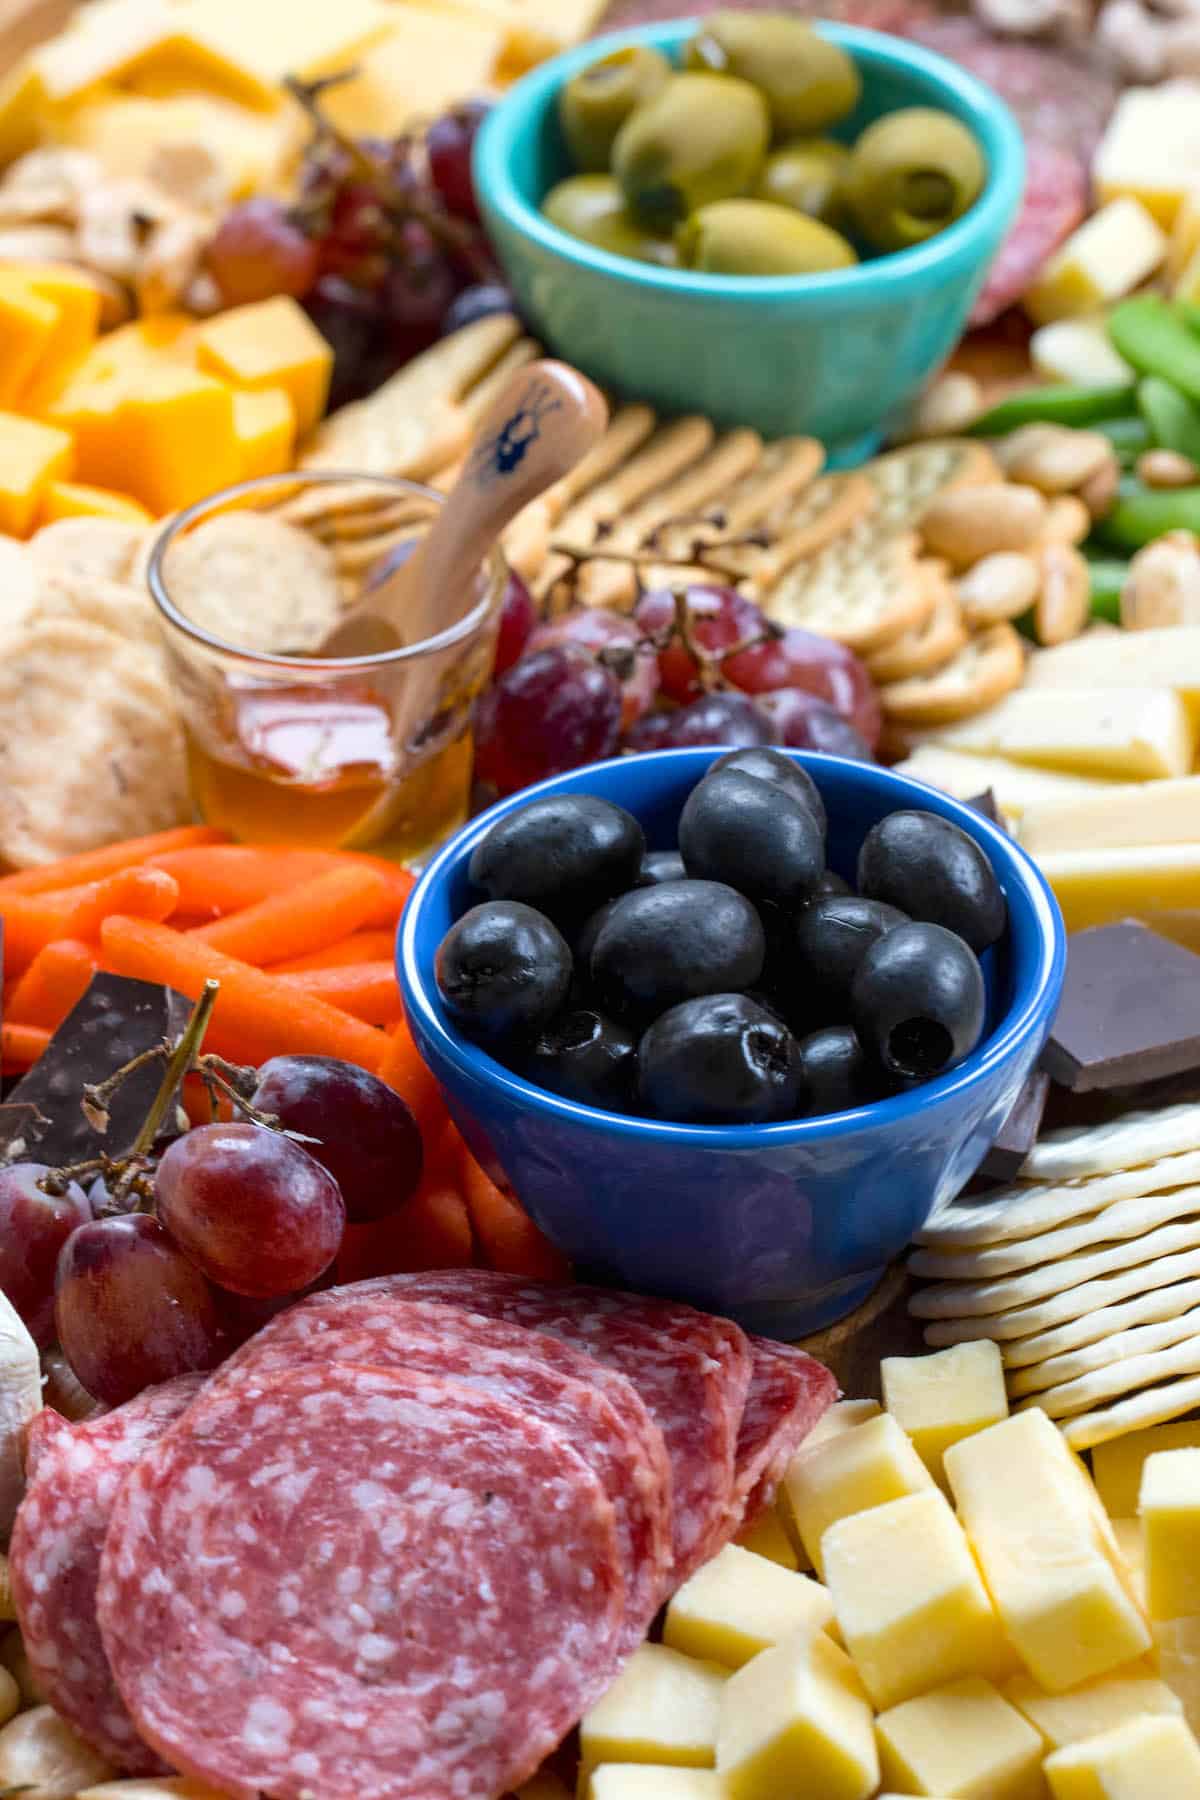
[
  {"x1": 1026, "y1": 197, "x2": 1167, "y2": 326},
  {"x1": 1094, "y1": 85, "x2": 1200, "y2": 231},
  {"x1": 0, "y1": 1293, "x2": 39, "y2": 1541},
  {"x1": 909, "y1": 687, "x2": 1194, "y2": 782},
  {"x1": 1025, "y1": 627, "x2": 1200, "y2": 728},
  {"x1": 1169, "y1": 187, "x2": 1200, "y2": 286},
  {"x1": 1020, "y1": 775, "x2": 1200, "y2": 856},
  {"x1": 1039, "y1": 843, "x2": 1200, "y2": 933},
  {"x1": 894, "y1": 745, "x2": 1122, "y2": 823},
  {"x1": 1030, "y1": 318, "x2": 1135, "y2": 389}
]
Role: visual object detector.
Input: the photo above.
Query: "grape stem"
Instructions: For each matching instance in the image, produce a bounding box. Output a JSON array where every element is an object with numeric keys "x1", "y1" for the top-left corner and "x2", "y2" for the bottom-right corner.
[{"x1": 129, "y1": 982, "x2": 220, "y2": 1163}]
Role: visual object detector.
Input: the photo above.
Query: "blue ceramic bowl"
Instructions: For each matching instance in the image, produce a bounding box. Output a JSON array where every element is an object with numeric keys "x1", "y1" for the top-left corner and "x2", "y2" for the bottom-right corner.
[
  {"x1": 398, "y1": 750, "x2": 1064, "y2": 1339},
  {"x1": 473, "y1": 21, "x2": 1025, "y2": 462}
]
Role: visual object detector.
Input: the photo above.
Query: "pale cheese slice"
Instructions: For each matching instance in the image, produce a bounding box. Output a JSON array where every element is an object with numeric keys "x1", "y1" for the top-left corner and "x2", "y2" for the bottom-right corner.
[
  {"x1": 179, "y1": 0, "x2": 395, "y2": 80},
  {"x1": 1025, "y1": 626, "x2": 1200, "y2": 726},
  {"x1": 410, "y1": 0, "x2": 609, "y2": 71},
  {"x1": 316, "y1": 11, "x2": 508, "y2": 138},
  {"x1": 911, "y1": 687, "x2": 1194, "y2": 781},
  {"x1": 1093, "y1": 85, "x2": 1200, "y2": 231},
  {"x1": 1020, "y1": 775, "x2": 1200, "y2": 856},
  {"x1": 802, "y1": 1399, "x2": 881, "y2": 1447},
  {"x1": 1169, "y1": 188, "x2": 1200, "y2": 286},
  {"x1": 1039, "y1": 843, "x2": 1200, "y2": 934},
  {"x1": 31, "y1": 0, "x2": 278, "y2": 109},
  {"x1": 894, "y1": 745, "x2": 1120, "y2": 823},
  {"x1": 587, "y1": 1772, "x2": 719, "y2": 1800}
]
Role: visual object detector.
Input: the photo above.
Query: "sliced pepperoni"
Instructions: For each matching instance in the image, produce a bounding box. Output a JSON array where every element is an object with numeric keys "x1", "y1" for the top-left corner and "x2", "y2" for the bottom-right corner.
[
  {"x1": 98, "y1": 1362, "x2": 625, "y2": 1800},
  {"x1": 968, "y1": 142, "x2": 1089, "y2": 325},
  {"x1": 10, "y1": 1375, "x2": 204, "y2": 1772},
  {"x1": 203, "y1": 1288, "x2": 672, "y2": 1653},
  {"x1": 735, "y1": 1339, "x2": 838, "y2": 1523}
]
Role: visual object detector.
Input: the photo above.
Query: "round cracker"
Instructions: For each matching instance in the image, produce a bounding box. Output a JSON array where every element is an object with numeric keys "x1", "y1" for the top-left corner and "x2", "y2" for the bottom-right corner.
[
  {"x1": 29, "y1": 517, "x2": 147, "y2": 589},
  {"x1": 0, "y1": 618, "x2": 189, "y2": 867},
  {"x1": 866, "y1": 569, "x2": 966, "y2": 684},
  {"x1": 36, "y1": 573, "x2": 163, "y2": 650},
  {"x1": 760, "y1": 525, "x2": 929, "y2": 654},
  {"x1": 160, "y1": 512, "x2": 343, "y2": 654},
  {"x1": 864, "y1": 438, "x2": 1001, "y2": 533},
  {"x1": 879, "y1": 622, "x2": 1025, "y2": 726}
]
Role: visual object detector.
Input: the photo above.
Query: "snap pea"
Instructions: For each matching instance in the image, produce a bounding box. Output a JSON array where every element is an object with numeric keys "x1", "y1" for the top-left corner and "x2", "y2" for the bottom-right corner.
[
  {"x1": 1084, "y1": 556, "x2": 1129, "y2": 623},
  {"x1": 1094, "y1": 415, "x2": 1151, "y2": 465},
  {"x1": 1095, "y1": 479, "x2": 1200, "y2": 551},
  {"x1": 1108, "y1": 297, "x2": 1200, "y2": 406},
  {"x1": 967, "y1": 381, "x2": 1137, "y2": 437},
  {"x1": 1137, "y1": 375, "x2": 1200, "y2": 463}
]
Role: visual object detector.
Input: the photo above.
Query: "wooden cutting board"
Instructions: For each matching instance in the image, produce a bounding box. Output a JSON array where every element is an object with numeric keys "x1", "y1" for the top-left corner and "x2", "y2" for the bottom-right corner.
[{"x1": 798, "y1": 1263, "x2": 929, "y2": 1400}]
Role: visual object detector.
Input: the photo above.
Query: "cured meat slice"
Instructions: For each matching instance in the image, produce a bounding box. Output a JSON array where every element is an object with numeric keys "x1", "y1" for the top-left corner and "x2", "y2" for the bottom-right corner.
[
  {"x1": 204, "y1": 1289, "x2": 673, "y2": 1653},
  {"x1": 10, "y1": 1374, "x2": 203, "y2": 1772},
  {"x1": 970, "y1": 143, "x2": 1089, "y2": 325},
  {"x1": 356, "y1": 1270, "x2": 753, "y2": 1580},
  {"x1": 735, "y1": 1339, "x2": 838, "y2": 1523},
  {"x1": 98, "y1": 1362, "x2": 626, "y2": 1800}
]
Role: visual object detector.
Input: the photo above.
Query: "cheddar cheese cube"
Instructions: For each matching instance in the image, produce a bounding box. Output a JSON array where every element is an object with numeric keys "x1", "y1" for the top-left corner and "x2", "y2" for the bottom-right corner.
[
  {"x1": 946, "y1": 1410, "x2": 1150, "y2": 1692},
  {"x1": 875, "y1": 1677, "x2": 1045, "y2": 1800},
  {"x1": 18, "y1": 264, "x2": 102, "y2": 379},
  {"x1": 195, "y1": 298, "x2": 332, "y2": 438},
  {"x1": 1044, "y1": 1714, "x2": 1200, "y2": 1797},
  {"x1": 579, "y1": 1644, "x2": 728, "y2": 1773},
  {"x1": 586, "y1": 1769, "x2": 719, "y2": 1800},
  {"x1": 734, "y1": 1506, "x2": 799, "y2": 1571},
  {"x1": 716, "y1": 1628, "x2": 879, "y2": 1800},
  {"x1": 0, "y1": 62, "x2": 46, "y2": 168},
  {"x1": 38, "y1": 481, "x2": 152, "y2": 526},
  {"x1": 1140, "y1": 1448, "x2": 1200, "y2": 1621},
  {"x1": 1004, "y1": 1665, "x2": 1182, "y2": 1750},
  {"x1": 664, "y1": 1543, "x2": 833, "y2": 1671},
  {"x1": 0, "y1": 412, "x2": 73, "y2": 536},
  {"x1": 881, "y1": 1340, "x2": 1009, "y2": 1486},
  {"x1": 781, "y1": 1413, "x2": 935, "y2": 1580},
  {"x1": 231, "y1": 387, "x2": 295, "y2": 481},
  {"x1": 803, "y1": 1399, "x2": 881, "y2": 1448},
  {"x1": 0, "y1": 277, "x2": 60, "y2": 409},
  {"x1": 822, "y1": 1489, "x2": 1011, "y2": 1710}
]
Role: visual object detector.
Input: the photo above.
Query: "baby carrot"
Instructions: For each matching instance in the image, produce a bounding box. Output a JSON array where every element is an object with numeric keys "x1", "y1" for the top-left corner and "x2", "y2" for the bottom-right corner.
[
  {"x1": 6, "y1": 939, "x2": 97, "y2": 1031},
  {"x1": 189, "y1": 864, "x2": 390, "y2": 966},
  {"x1": 0, "y1": 826, "x2": 226, "y2": 898},
  {"x1": 270, "y1": 930, "x2": 396, "y2": 973},
  {"x1": 275, "y1": 963, "x2": 403, "y2": 1028},
  {"x1": 337, "y1": 1179, "x2": 475, "y2": 1282},
  {"x1": 1, "y1": 1022, "x2": 51, "y2": 1074},
  {"x1": 459, "y1": 1153, "x2": 570, "y2": 1283},
  {"x1": 378, "y1": 1017, "x2": 447, "y2": 1140},
  {"x1": 99, "y1": 917, "x2": 388, "y2": 1073},
  {"x1": 150, "y1": 846, "x2": 352, "y2": 918},
  {"x1": 1, "y1": 865, "x2": 180, "y2": 975}
]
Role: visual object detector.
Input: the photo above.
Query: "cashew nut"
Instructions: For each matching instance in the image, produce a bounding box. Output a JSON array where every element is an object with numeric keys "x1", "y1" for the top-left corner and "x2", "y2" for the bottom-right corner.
[
  {"x1": 919, "y1": 484, "x2": 1048, "y2": 566},
  {"x1": 1078, "y1": 454, "x2": 1122, "y2": 520},
  {"x1": 1136, "y1": 448, "x2": 1200, "y2": 488},
  {"x1": 1035, "y1": 543, "x2": 1090, "y2": 645},
  {"x1": 956, "y1": 551, "x2": 1041, "y2": 625},
  {"x1": 998, "y1": 424, "x2": 1114, "y2": 494},
  {"x1": 910, "y1": 372, "x2": 984, "y2": 439},
  {"x1": 1121, "y1": 530, "x2": 1200, "y2": 628}
]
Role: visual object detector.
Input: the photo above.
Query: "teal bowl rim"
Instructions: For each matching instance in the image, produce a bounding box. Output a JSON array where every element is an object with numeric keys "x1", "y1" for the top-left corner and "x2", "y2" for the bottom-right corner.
[{"x1": 474, "y1": 18, "x2": 1026, "y2": 307}]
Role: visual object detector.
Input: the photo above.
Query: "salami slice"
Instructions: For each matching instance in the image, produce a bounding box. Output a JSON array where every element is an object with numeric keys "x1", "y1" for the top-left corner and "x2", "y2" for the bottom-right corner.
[
  {"x1": 356, "y1": 1271, "x2": 753, "y2": 1580},
  {"x1": 968, "y1": 141, "x2": 1089, "y2": 325},
  {"x1": 10, "y1": 1375, "x2": 204, "y2": 1772},
  {"x1": 98, "y1": 1362, "x2": 626, "y2": 1800},
  {"x1": 734, "y1": 1340, "x2": 838, "y2": 1523},
  {"x1": 204, "y1": 1289, "x2": 673, "y2": 1653}
]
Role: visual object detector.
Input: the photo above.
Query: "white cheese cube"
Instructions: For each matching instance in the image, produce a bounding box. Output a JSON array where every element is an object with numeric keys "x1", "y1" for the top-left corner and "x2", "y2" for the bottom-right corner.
[
  {"x1": 914, "y1": 686, "x2": 1195, "y2": 781},
  {"x1": 893, "y1": 746, "x2": 1118, "y2": 824},
  {"x1": 1020, "y1": 776, "x2": 1200, "y2": 858},
  {"x1": 876, "y1": 1676, "x2": 1045, "y2": 1800},
  {"x1": 946, "y1": 1410, "x2": 1150, "y2": 1692},
  {"x1": 803, "y1": 1399, "x2": 881, "y2": 1447},
  {"x1": 1044, "y1": 1714, "x2": 1200, "y2": 1797},
  {"x1": 1026, "y1": 198, "x2": 1167, "y2": 325},
  {"x1": 822, "y1": 1489, "x2": 1012, "y2": 1710},
  {"x1": 663, "y1": 1544, "x2": 833, "y2": 1670},
  {"x1": 579, "y1": 1644, "x2": 728, "y2": 1772},
  {"x1": 733, "y1": 1506, "x2": 800, "y2": 1571},
  {"x1": 1004, "y1": 1664, "x2": 1182, "y2": 1749},
  {"x1": 1030, "y1": 318, "x2": 1135, "y2": 389},
  {"x1": 716, "y1": 1628, "x2": 879, "y2": 1800},
  {"x1": 1140, "y1": 1448, "x2": 1200, "y2": 1621},
  {"x1": 780, "y1": 1414, "x2": 935, "y2": 1581},
  {"x1": 1094, "y1": 1426, "x2": 1200, "y2": 1523},
  {"x1": 586, "y1": 1769, "x2": 719, "y2": 1800},
  {"x1": 1093, "y1": 86, "x2": 1200, "y2": 230},
  {"x1": 1024, "y1": 626, "x2": 1200, "y2": 726},
  {"x1": 1040, "y1": 843, "x2": 1200, "y2": 935},
  {"x1": 881, "y1": 1340, "x2": 1009, "y2": 1486}
]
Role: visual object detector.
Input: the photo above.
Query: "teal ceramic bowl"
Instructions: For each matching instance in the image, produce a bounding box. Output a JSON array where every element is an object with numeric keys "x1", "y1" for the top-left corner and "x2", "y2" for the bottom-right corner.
[{"x1": 473, "y1": 20, "x2": 1025, "y2": 462}]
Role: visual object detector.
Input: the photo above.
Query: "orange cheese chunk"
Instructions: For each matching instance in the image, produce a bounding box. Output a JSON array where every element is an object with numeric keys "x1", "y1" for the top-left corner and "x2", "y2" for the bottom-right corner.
[
  {"x1": 39, "y1": 480, "x2": 153, "y2": 525},
  {"x1": 0, "y1": 276, "x2": 61, "y2": 409},
  {"x1": 95, "y1": 366, "x2": 240, "y2": 515},
  {"x1": 28, "y1": 312, "x2": 195, "y2": 418},
  {"x1": 195, "y1": 297, "x2": 333, "y2": 438},
  {"x1": 0, "y1": 63, "x2": 47, "y2": 167},
  {"x1": 17, "y1": 264, "x2": 102, "y2": 387},
  {"x1": 231, "y1": 386, "x2": 296, "y2": 481},
  {"x1": 0, "y1": 412, "x2": 74, "y2": 536},
  {"x1": 32, "y1": 4, "x2": 278, "y2": 111}
]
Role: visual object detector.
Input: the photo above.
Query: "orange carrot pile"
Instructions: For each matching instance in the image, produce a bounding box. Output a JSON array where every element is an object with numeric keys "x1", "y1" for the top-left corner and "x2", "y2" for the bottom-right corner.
[{"x1": 0, "y1": 824, "x2": 566, "y2": 1282}]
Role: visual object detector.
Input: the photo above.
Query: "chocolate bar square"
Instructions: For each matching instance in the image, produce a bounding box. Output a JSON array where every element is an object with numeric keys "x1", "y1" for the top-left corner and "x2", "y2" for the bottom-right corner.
[{"x1": 1044, "y1": 920, "x2": 1200, "y2": 1093}]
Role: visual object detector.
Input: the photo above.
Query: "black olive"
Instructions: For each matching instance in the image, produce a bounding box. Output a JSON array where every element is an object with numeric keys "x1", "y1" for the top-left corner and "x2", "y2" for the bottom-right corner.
[
  {"x1": 711, "y1": 746, "x2": 827, "y2": 833},
  {"x1": 435, "y1": 901, "x2": 572, "y2": 1043},
  {"x1": 791, "y1": 894, "x2": 909, "y2": 1018},
  {"x1": 795, "y1": 1024, "x2": 881, "y2": 1115},
  {"x1": 857, "y1": 810, "x2": 1006, "y2": 953},
  {"x1": 590, "y1": 879, "x2": 765, "y2": 1026},
  {"x1": 469, "y1": 794, "x2": 645, "y2": 923},
  {"x1": 636, "y1": 850, "x2": 688, "y2": 887},
  {"x1": 817, "y1": 869, "x2": 852, "y2": 896},
  {"x1": 523, "y1": 1008, "x2": 638, "y2": 1110},
  {"x1": 678, "y1": 767, "x2": 825, "y2": 909},
  {"x1": 851, "y1": 920, "x2": 986, "y2": 1083},
  {"x1": 638, "y1": 993, "x2": 802, "y2": 1124}
]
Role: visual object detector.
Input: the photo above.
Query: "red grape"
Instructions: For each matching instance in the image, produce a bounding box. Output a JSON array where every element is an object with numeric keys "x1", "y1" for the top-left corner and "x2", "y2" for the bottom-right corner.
[
  {"x1": 660, "y1": 690, "x2": 779, "y2": 748},
  {"x1": 207, "y1": 198, "x2": 319, "y2": 307},
  {"x1": 427, "y1": 101, "x2": 491, "y2": 223},
  {"x1": 623, "y1": 710, "x2": 677, "y2": 752},
  {"x1": 251, "y1": 1056, "x2": 424, "y2": 1224},
  {"x1": 493, "y1": 569, "x2": 537, "y2": 675},
  {"x1": 0, "y1": 1166, "x2": 90, "y2": 1347},
  {"x1": 55, "y1": 1215, "x2": 224, "y2": 1406},
  {"x1": 473, "y1": 646, "x2": 623, "y2": 797},
  {"x1": 319, "y1": 183, "x2": 391, "y2": 284},
  {"x1": 528, "y1": 607, "x2": 660, "y2": 727},
  {"x1": 304, "y1": 276, "x2": 399, "y2": 411},
  {"x1": 382, "y1": 238, "x2": 458, "y2": 365},
  {"x1": 757, "y1": 688, "x2": 873, "y2": 760},
  {"x1": 635, "y1": 584, "x2": 768, "y2": 703},
  {"x1": 723, "y1": 626, "x2": 882, "y2": 749},
  {"x1": 155, "y1": 1123, "x2": 345, "y2": 1298}
]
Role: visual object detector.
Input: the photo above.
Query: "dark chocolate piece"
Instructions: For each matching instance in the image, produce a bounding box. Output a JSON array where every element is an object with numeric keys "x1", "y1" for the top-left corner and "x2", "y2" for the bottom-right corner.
[
  {"x1": 966, "y1": 789, "x2": 1004, "y2": 828},
  {"x1": 1044, "y1": 920, "x2": 1200, "y2": 1093},
  {"x1": 0, "y1": 1103, "x2": 51, "y2": 1165},
  {"x1": 979, "y1": 1070, "x2": 1051, "y2": 1182},
  {"x1": 3, "y1": 975, "x2": 192, "y2": 1167}
]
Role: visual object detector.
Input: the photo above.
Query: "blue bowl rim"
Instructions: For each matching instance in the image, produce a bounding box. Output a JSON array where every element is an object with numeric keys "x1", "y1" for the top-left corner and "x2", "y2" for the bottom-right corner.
[
  {"x1": 473, "y1": 18, "x2": 1026, "y2": 305},
  {"x1": 398, "y1": 748, "x2": 1067, "y2": 1150}
]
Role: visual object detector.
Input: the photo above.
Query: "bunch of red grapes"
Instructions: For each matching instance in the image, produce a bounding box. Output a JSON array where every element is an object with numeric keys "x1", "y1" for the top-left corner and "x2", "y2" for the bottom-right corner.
[
  {"x1": 206, "y1": 97, "x2": 511, "y2": 409},
  {"x1": 474, "y1": 575, "x2": 882, "y2": 800}
]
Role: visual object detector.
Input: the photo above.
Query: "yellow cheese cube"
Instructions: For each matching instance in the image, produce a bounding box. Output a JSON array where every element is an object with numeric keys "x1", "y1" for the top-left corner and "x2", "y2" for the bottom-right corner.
[
  {"x1": 0, "y1": 62, "x2": 47, "y2": 168},
  {"x1": 587, "y1": 1769, "x2": 719, "y2": 1800},
  {"x1": 1140, "y1": 1448, "x2": 1200, "y2": 1621},
  {"x1": 822, "y1": 1489, "x2": 1011, "y2": 1711},
  {"x1": 781, "y1": 1414, "x2": 936, "y2": 1580},
  {"x1": 18, "y1": 264, "x2": 102, "y2": 381},
  {"x1": 734, "y1": 1506, "x2": 799, "y2": 1571},
  {"x1": 579, "y1": 1644, "x2": 728, "y2": 1772},
  {"x1": 1041, "y1": 844, "x2": 1200, "y2": 936},
  {"x1": 663, "y1": 1543, "x2": 833, "y2": 1671},
  {"x1": 1154, "y1": 1615, "x2": 1200, "y2": 1735},
  {"x1": 1004, "y1": 1665, "x2": 1182, "y2": 1750},
  {"x1": 803, "y1": 1400, "x2": 881, "y2": 1447},
  {"x1": 917, "y1": 686, "x2": 1195, "y2": 781},
  {"x1": 231, "y1": 387, "x2": 295, "y2": 481},
  {"x1": 716, "y1": 1628, "x2": 878, "y2": 1800},
  {"x1": 0, "y1": 412, "x2": 73, "y2": 536},
  {"x1": 876, "y1": 1677, "x2": 1046, "y2": 1800},
  {"x1": 0, "y1": 276, "x2": 61, "y2": 409},
  {"x1": 1024, "y1": 626, "x2": 1200, "y2": 728},
  {"x1": 1026, "y1": 197, "x2": 1167, "y2": 325},
  {"x1": 304, "y1": 10, "x2": 507, "y2": 138},
  {"x1": 32, "y1": 2, "x2": 277, "y2": 111},
  {"x1": 1044, "y1": 1714, "x2": 1200, "y2": 1797},
  {"x1": 881, "y1": 1341, "x2": 1009, "y2": 1486},
  {"x1": 38, "y1": 481, "x2": 152, "y2": 526},
  {"x1": 1093, "y1": 1424, "x2": 1200, "y2": 1519},
  {"x1": 1030, "y1": 318, "x2": 1134, "y2": 389},
  {"x1": 64, "y1": 365, "x2": 239, "y2": 516},
  {"x1": 1093, "y1": 88, "x2": 1200, "y2": 231},
  {"x1": 946, "y1": 1411, "x2": 1150, "y2": 1693},
  {"x1": 195, "y1": 298, "x2": 332, "y2": 439}
]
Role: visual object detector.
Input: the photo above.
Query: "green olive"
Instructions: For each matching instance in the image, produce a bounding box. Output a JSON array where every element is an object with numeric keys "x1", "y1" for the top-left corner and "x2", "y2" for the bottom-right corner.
[
  {"x1": 543, "y1": 173, "x2": 679, "y2": 264},
  {"x1": 612, "y1": 72, "x2": 770, "y2": 232},
  {"x1": 758, "y1": 137, "x2": 850, "y2": 225},
  {"x1": 557, "y1": 45, "x2": 672, "y2": 173},
  {"x1": 843, "y1": 107, "x2": 986, "y2": 253},
  {"x1": 676, "y1": 198, "x2": 857, "y2": 276},
  {"x1": 685, "y1": 11, "x2": 861, "y2": 137}
]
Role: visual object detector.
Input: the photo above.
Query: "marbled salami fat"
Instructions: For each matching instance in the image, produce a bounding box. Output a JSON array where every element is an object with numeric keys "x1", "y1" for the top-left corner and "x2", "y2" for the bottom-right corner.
[
  {"x1": 203, "y1": 1289, "x2": 672, "y2": 1652},
  {"x1": 734, "y1": 1340, "x2": 838, "y2": 1523},
  {"x1": 360, "y1": 1271, "x2": 753, "y2": 1580},
  {"x1": 10, "y1": 1375, "x2": 204, "y2": 1771},
  {"x1": 98, "y1": 1362, "x2": 625, "y2": 1800}
]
